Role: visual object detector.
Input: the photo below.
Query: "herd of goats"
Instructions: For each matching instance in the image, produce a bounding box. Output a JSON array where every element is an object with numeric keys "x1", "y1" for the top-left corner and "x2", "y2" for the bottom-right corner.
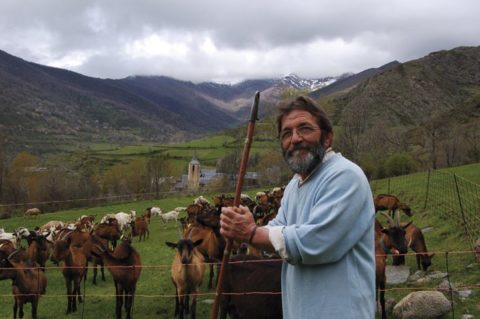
[{"x1": 0, "y1": 189, "x2": 435, "y2": 319}]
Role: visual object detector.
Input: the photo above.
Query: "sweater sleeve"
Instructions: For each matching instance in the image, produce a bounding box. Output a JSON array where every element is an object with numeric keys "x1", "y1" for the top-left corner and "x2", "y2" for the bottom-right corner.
[{"x1": 282, "y1": 164, "x2": 374, "y2": 265}]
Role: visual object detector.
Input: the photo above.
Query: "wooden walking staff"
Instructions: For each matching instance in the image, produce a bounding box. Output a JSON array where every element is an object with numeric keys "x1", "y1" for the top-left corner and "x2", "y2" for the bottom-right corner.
[{"x1": 210, "y1": 91, "x2": 260, "y2": 319}]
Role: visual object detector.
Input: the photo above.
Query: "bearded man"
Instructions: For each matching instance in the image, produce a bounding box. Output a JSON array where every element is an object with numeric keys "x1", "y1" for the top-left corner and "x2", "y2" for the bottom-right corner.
[{"x1": 220, "y1": 96, "x2": 376, "y2": 318}]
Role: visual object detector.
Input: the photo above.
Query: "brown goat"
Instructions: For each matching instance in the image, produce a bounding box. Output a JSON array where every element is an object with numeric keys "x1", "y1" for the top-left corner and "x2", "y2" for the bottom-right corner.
[
  {"x1": 183, "y1": 220, "x2": 225, "y2": 289},
  {"x1": 142, "y1": 209, "x2": 151, "y2": 224},
  {"x1": 0, "y1": 239, "x2": 16, "y2": 255},
  {"x1": 51, "y1": 237, "x2": 87, "y2": 314},
  {"x1": 61, "y1": 229, "x2": 106, "y2": 285},
  {"x1": 375, "y1": 213, "x2": 411, "y2": 319},
  {"x1": 82, "y1": 234, "x2": 107, "y2": 285},
  {"x1": 131, "y1": 216, "x2": 149, "y2": 242},
  {"x1": 392, "y1": 222, "x2": 435, "y2": 271},
  {"x1": 0, "y1": 250, "x2": 47, "y2": 319},
  {"x1": 24, "y1": 207, "x2": 42, "y2": 218},
  {"x1": 95, "y1": 222, "x2": 122, "y2": 249},
  {"x1": 374, "y1": 194, "x2": 412, "y2": 217},
  {"x1": 219, "y1": 254, "x2": 282, "y2": 319},
  {"x1": 186, "y1": 203, "x2": 203, "y2": 220},
  {"x1": 166, "y1": 239, "x2": 205, "y2": 319},
  {"x1": 26, "y1": 232, "x2": 51, "y2": 270},
  {"x1": 93, "y1": 237, "x2": 142, "y2": 319}
]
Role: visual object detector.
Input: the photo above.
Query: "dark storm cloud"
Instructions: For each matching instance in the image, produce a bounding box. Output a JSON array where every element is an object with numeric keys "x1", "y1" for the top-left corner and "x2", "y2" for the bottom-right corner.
[{"x1": 0, "y1": 0, "x2": 478, "y2": 81}]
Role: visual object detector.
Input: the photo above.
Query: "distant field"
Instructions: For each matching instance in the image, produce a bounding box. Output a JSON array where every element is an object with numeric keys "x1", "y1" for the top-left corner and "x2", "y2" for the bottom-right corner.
[
  {"x1": 0, "y1": 164, "x2": 479, "y2": 318},
  {"x1": 85, "y1": 133, "x2": 280, "y2": 169}
]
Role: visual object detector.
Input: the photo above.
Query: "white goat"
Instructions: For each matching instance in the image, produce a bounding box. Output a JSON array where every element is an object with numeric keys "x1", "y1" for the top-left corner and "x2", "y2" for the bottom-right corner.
[
  {"x1": 100, "y1": 213, "x2": 117, "y2": 224},
  {"x1": 159, "y1": 211, "x2": 180, "y2": 227},
  {"x1": 150, "y1": 207, "x2": 162, "y2": 217},
  {"x1": 14, "y1": 227, "x2": 31, "y2": 245},
  {"x1": 114, "y1": 212, "x2": 133, "y2": 231},
  {"x1": 0, "y1": 228, "x2": 17, "y2": 246}
]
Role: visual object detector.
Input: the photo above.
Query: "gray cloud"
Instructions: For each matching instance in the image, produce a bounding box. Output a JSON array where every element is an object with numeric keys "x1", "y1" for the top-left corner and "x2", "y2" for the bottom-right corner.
[{"x1": 0, "y1": 0, "x2": 479, "y2": 82}]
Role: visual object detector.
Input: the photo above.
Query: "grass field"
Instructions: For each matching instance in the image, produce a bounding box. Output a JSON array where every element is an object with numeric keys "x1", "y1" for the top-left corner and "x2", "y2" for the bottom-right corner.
[
  {"x1": 77, "y1": 133, "x2": 280, "y2": 170},
  {"x1": 0, "y1": 163, "x2": 479, "y2": 318}
]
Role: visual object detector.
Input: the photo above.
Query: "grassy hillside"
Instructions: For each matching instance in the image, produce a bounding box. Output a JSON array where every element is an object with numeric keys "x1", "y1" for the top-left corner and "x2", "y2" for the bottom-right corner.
[{"x1": 0, "y1": 164, "x2": 479, "y2": 318}]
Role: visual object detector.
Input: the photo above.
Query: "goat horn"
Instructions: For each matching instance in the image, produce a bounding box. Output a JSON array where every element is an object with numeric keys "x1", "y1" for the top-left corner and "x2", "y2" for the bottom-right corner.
[
  {"x1": 380, "y1": 212, "x2": 394, "y2": 227},
  {"x1": 7, "y1": 250, "x2": 19, "y2": 262},
  {"x1": 394, "y1": 210, "x2": 401, "y2": 226},
  {"x1": 0, "y1": 243, "x2": 4, "y2": 248}
]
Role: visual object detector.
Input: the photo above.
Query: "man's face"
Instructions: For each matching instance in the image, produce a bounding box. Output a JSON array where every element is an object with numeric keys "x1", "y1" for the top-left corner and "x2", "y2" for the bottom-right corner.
[{"x1": 280, "y1": 110, "x2": 326, "y2": 177}]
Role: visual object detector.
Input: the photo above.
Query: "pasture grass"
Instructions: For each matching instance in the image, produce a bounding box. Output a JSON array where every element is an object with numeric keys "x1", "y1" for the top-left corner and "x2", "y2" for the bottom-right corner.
[
  {"x1": 0, "y1": 195, "x2": 219, "y2": 319},
  {"x1": 0, "y1": 163, "x2": 479, "y2": 318},
  {"x1": 73, "y1": 133, "x2": 280, "y2": 171}
]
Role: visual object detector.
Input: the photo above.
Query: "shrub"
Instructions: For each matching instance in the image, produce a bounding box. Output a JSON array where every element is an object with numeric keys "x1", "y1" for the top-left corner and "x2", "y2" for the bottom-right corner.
[{"x1": 385, "y1": 153, "x2": 417, "y2": 176}]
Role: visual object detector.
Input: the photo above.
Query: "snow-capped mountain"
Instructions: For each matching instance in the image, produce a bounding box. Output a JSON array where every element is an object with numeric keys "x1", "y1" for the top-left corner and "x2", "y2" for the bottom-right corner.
[{"x1": 281, "y1": 74, "x2": 340, "y2": 91}]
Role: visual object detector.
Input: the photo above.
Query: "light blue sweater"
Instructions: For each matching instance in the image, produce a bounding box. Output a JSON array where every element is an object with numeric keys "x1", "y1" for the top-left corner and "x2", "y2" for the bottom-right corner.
[{"x1": 269, "y1": 153, "x2": 376, "y2": 318}]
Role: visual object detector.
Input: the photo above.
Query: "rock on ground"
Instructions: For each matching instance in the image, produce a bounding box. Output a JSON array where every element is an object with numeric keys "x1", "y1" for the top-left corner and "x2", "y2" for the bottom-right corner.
[{"x1": 393, "y1": 291, "x2": 451, "y2": 319}]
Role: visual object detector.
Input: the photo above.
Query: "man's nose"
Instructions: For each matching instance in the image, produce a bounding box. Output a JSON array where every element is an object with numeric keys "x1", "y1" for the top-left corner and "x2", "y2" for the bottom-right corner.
[{"x1": 290, "y1": 129, "x2": 303, "y2": 144}]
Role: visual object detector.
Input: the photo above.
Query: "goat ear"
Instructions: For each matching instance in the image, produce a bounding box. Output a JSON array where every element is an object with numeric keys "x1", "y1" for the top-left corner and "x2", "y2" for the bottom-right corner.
[
  {"x1": 402, "y1": 221, "x2": 412, "y2": 229},
  {"x1": 193, "y1": 239, "x2": 203, "y2": 247},
  {"x1": 165, "y1": 242, "x2": 177, "y2": 249}
]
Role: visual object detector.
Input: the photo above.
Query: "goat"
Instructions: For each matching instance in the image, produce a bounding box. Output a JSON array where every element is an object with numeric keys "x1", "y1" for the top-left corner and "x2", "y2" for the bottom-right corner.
[
  {"x1": 77, "y1": 215, "x2": 96, "y2": 232},
  {"x1": 143, "y1": 208, "x2": 152, "y2": 224},
  {"x1": 0, "y1": 228, "x2": 17, "y2": 246},
  {"x1": 149, "y1": 207, "x2": 162, "y2": 217},
  {"x1": 51, "y1": 237, "x2": 87, "y2": 314},
  {"x1": 24, "y1": 207, "x2": 42, "y2": 218},
  {"x1": 131, "y1": 216, "x2": 149, "y2": 242},
  {"x1": 160, "y1": 210, "x2": 180, "y2": 227},
  {"x1": 0, "y1": 249, "x2": 47, "y2": 319},
  {"x1": 186, "y1": 204, "x2": 203, "y2": 221},
  {"x1": 0, "y1": 240, "x2": 16, "y2": 255},
  {"x1": 95, "y1": 222, "x2": 122, "y2": 249},
  {"x1": 252, "y1": 203, "x2": 275, "y2": 224},
  {"x1": 38, "y1": 221, "x2": 64, "y2": 233},
  {"x1": 26, "y1": 232, "x2": 51, "y2": 270},
  {"x1": 392, "y1": 222, "x2": 435, "y2": 271},
  {"x1": 374, "y1": 194, "x2": 412, "y2": 217},
  {"x1": 219, "y1": 254, "x2": 282, "y2": 319},
  {"x1": 375, "y1": 212, "x2": 411, "y2": 319},
  {"x1": 60, "y1": 229, "x2": 106, "y2": 284},
  {"x1": 93, "y1": 236, "x2": 142, "y2": 319},
  {"x1": 78, "y1": 233, "x2": 107, "y2": 285},
  {"x1": 166, "y1": 238, "x2": 205, "y2": 319},
  {"x1": 14, "y1": 227, "x2": 32, "y2": 246},
  {"x1": 114, "y1": 212, "x2": 134, "y2": 231},
  {"x1": 271, "y1": 186, "x2": 284, "y2": 214},
  {"x1": 184, "y1": 219, "x2": 224, "y2": 289},
  {"x1": 193, "y1": 195, "x2": 210, "y2": 209}
]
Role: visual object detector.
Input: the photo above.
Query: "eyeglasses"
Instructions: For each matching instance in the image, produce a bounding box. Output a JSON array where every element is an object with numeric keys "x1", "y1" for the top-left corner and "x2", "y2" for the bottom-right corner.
[{"x1": 279, "y1": 125, "x2": 320, "y2": 143}]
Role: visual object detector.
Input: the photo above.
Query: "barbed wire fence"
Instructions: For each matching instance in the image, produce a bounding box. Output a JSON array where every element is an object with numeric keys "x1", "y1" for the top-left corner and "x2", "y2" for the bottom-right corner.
[
  {"x1": 0, "y1": 169, "x2": 479, "y2": 318},
  {"x1": 0, "y1": 249, "x2": 478, "y2": 319},
  {"x1": 370, "y1": 169, "x2": 480, "y2": 251}
]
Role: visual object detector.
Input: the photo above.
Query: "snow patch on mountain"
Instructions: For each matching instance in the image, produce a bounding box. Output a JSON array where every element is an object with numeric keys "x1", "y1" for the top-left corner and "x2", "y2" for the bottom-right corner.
[{"x1": 281, "y1": 73, "x2": 352, "y2": 91}]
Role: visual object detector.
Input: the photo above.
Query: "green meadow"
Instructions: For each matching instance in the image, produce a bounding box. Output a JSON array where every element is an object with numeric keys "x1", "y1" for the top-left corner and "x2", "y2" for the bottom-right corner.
[{"x1": 0, "y1": 163, "x2": 479, "y2": 318}]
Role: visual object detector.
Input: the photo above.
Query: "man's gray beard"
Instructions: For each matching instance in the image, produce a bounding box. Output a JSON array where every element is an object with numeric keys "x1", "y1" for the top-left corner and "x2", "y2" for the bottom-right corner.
[{"x1": 283, "y1": 143, "x2": 327, "y2": 176}]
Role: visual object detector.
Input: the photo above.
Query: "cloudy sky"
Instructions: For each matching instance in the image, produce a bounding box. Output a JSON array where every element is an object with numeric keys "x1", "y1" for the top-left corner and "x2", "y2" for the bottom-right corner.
[{"x1": 1, "y1": 0, "x2": 478, "y2": 83}]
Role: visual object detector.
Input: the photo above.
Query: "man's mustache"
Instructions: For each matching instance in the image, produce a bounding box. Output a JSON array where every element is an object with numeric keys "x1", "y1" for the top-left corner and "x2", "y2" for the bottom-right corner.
[{"x1": 285, "y1": 144, "x2": 311, "y2": 157}]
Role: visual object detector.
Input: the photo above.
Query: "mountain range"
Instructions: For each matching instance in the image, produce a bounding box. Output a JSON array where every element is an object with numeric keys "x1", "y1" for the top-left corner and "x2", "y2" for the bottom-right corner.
[{"x1": 0, "y1": 46, "x2": 479, "y2": 160}]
